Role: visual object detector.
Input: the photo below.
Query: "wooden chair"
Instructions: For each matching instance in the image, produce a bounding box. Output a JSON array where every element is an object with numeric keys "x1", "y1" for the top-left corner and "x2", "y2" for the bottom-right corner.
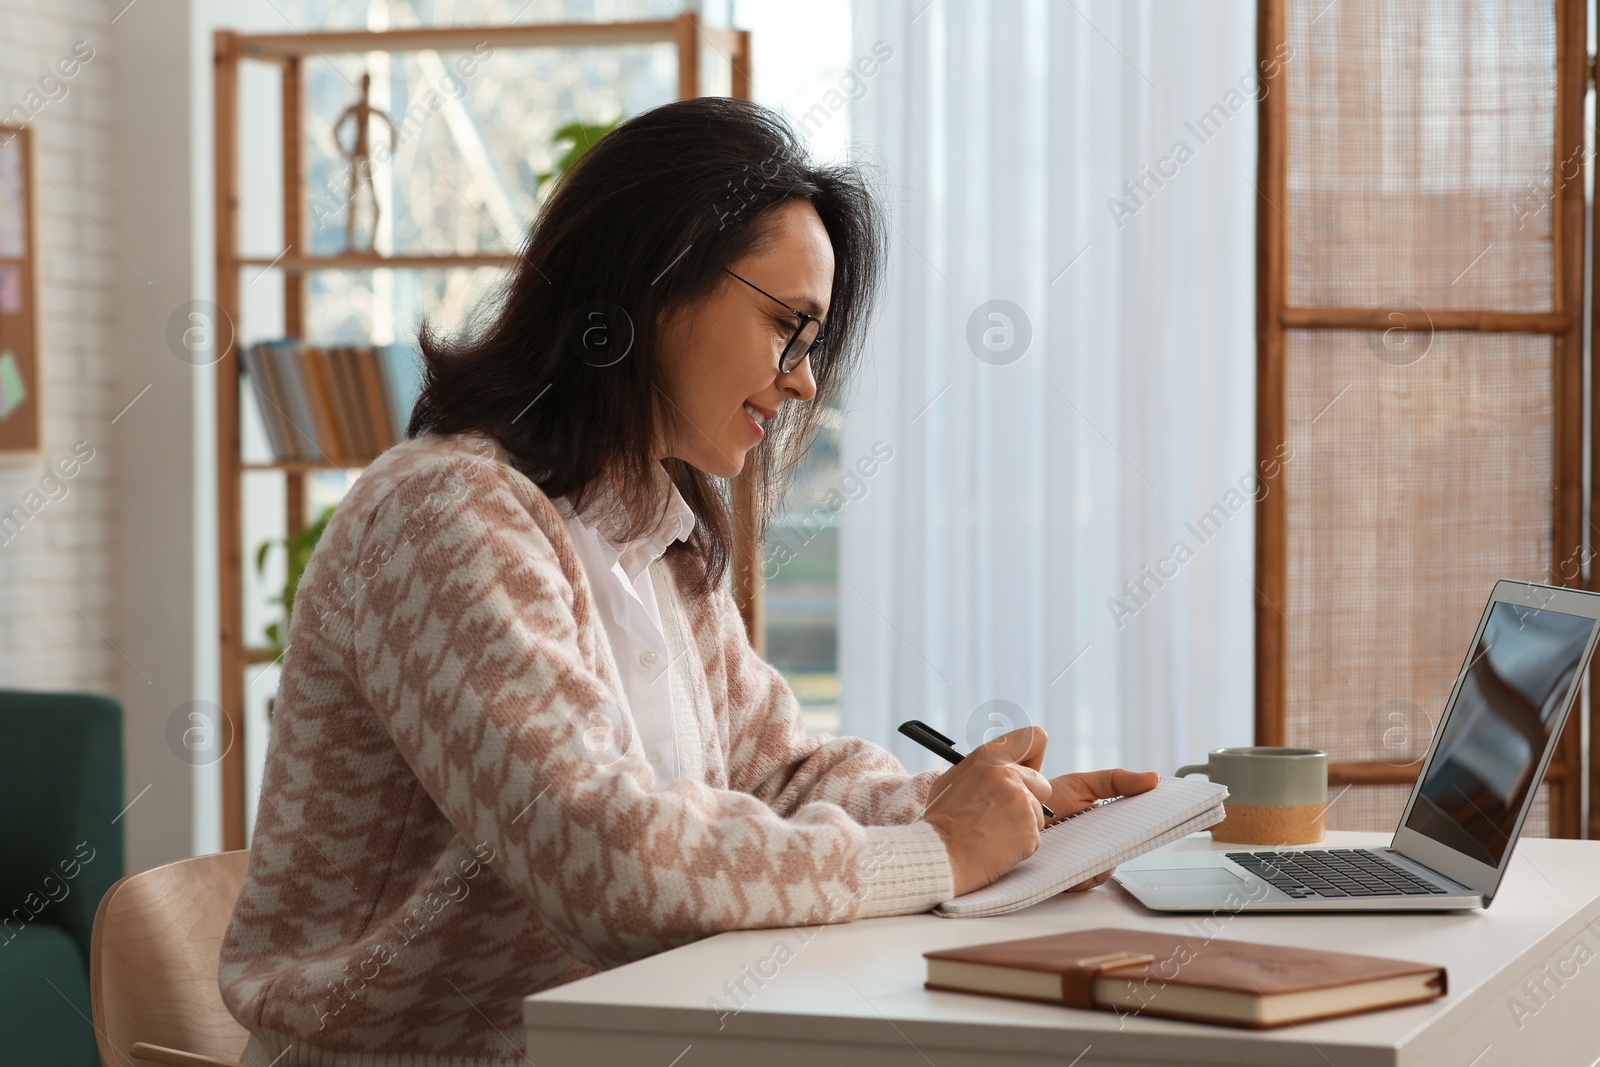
[{"x1": 90, "y1": 850, "x2": 253, "y2": 1067}]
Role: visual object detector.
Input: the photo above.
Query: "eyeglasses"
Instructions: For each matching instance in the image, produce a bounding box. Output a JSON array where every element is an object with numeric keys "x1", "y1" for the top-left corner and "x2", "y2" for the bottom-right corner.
[{"x1": 722, "y1": 268, "x2": 826, "y2": 374}]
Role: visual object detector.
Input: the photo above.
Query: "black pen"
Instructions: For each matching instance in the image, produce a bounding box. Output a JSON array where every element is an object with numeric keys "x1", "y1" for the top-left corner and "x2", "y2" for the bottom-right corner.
[{"x1": 898, "y1": 719, "x2": 1054, "y2": 819}]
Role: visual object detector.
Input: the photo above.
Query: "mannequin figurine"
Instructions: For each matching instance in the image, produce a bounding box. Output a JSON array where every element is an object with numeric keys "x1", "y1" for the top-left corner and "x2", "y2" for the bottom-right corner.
[{"x1": 332, "y1": 72, "x2": 396, "y2": 253}]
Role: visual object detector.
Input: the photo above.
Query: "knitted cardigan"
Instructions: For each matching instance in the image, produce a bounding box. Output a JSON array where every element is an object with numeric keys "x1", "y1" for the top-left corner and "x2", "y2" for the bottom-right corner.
[{"x1": 218, "y1": 431, "x2": 955, "y2": 1065}]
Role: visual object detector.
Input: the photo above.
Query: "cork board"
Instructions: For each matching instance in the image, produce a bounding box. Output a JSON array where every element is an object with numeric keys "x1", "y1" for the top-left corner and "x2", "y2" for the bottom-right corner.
[{"x1": 0, "y1": 125, "x2": 37, "y2": 454}]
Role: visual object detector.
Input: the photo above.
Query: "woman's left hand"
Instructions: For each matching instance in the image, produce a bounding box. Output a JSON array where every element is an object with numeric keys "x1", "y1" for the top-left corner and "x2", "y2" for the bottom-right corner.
[
  {"x1": 1042, "y1": 768, "x2": 1163, "y2": 892},
  {"x1": 1063, "y1": 869, "x2": 1115, "y2": 892}
]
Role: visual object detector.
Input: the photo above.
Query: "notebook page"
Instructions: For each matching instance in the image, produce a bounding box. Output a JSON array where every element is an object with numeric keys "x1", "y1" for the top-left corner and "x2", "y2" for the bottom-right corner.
[{"x1": 933, "y1": 776, "x2": 1229, "y2": 918}]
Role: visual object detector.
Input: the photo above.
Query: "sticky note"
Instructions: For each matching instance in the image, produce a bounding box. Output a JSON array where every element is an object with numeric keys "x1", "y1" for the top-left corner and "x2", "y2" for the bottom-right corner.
[
  {"x1": 0, "y1": 266, "x2": 19, "y2": 314},
  {"x1": 0, "y1": 350, "x2": 26, "y2": 420}
]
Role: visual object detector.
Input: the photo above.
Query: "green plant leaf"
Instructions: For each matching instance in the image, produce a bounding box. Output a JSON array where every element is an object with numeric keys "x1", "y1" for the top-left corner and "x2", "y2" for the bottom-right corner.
[
  {"x1": 252, "y1": 502, "x2": 339, "y2": 659},
  {"x1": 536, "y1": 117, "x2": 622, "y2": 192}
]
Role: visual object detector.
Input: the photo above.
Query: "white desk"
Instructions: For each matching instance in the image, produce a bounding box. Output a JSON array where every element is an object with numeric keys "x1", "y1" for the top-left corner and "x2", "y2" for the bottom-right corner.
[{"x1": 524, "y1": 830, "x2": 1600, "y2": 1066}]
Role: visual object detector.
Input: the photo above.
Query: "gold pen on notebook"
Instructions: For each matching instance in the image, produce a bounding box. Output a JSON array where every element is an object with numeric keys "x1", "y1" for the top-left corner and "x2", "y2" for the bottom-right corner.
[{"x1": 897, "y1": 719, "x2": 1054, "y2": 819}]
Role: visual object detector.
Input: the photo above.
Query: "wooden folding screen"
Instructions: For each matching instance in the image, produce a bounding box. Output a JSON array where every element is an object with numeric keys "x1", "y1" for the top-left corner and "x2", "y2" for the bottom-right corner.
[{"x1": 1256, "y1": 0, "x2": 1588, "y2": 837}]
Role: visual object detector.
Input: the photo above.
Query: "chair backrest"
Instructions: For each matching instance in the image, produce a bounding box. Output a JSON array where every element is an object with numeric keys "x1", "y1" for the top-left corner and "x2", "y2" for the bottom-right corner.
[
  {"x1": 0, "y1": 688, "x2": 124, "y2": 959},
  {"x1": 90, "y1": 850, "x2": 252, "y2": 1066}
]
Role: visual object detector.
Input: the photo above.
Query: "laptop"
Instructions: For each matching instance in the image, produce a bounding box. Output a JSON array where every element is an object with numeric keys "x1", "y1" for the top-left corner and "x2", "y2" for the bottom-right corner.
[{"x1": 1113, "y1": 579, "x2": 1600, "y2": 912}]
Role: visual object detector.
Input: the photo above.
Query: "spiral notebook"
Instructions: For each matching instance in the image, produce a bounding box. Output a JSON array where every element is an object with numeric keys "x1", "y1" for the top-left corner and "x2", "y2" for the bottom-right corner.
[{"x1": 934, "y1": 776, "x2": 1230, "y2": 918}]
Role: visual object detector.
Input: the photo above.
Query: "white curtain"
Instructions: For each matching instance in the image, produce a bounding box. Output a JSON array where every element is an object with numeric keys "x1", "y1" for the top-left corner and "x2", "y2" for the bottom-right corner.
[{"x1": 840, "y1": 0, "x2": 1259, "y2": 778}]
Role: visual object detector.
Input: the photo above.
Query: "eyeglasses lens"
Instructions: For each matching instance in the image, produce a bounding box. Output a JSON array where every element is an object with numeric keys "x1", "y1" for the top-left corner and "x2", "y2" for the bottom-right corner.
[{"x1": 782, "y1": 318, "x2": 822, "y2": 373}]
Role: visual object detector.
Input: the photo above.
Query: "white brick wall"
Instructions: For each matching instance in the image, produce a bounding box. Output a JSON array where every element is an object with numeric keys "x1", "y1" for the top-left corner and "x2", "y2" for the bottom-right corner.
[{"x1": 0, "y1": 3, "x2": 118, "y2": 693}]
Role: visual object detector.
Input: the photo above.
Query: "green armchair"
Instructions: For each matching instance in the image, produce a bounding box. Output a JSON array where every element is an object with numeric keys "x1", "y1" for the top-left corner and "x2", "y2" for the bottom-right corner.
[{"x1": 0, "y1": 689, "x2": 124, "y2": 1066}]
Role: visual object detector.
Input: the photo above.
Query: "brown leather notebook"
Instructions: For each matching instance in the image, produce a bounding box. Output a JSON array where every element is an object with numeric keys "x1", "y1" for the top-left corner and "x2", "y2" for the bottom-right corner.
[{"x1": 924, "y1": 927, "x2": 1447, "y2": 1029}]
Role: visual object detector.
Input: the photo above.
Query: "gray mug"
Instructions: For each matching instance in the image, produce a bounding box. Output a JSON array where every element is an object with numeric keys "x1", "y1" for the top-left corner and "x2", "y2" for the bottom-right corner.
[{"x1": 1176, "y1": 746, "x2": 1328, "y2": 845}]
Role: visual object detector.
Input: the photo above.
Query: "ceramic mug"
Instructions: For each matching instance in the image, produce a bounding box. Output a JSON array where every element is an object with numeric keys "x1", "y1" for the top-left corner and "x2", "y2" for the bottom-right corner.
[{"x1": 1176, "y1": 747, "x2": 1328, "y2": 845}]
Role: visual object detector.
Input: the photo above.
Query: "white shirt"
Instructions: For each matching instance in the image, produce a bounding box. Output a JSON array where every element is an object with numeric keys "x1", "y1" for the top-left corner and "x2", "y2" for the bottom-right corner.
[{"x1": 552, "y1": 464, "x2": 696, "y2": 785}]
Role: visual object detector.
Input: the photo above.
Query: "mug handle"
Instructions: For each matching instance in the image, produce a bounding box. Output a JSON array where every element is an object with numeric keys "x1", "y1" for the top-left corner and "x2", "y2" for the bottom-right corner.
[{"x1": 1174, "y1": 764, "x2": 1209, "y2": 778}]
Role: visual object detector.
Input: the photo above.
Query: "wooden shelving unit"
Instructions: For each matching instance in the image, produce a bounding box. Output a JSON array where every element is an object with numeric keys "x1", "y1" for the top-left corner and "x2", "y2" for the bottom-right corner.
[{"x1": 213, "y1": 15, "x2": 757, "y2": 849}]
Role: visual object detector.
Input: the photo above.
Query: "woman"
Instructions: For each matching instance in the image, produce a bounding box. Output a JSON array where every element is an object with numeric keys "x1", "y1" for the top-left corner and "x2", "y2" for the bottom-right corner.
[{"x1": 219, "y1": 96, "x2": 1158, "y2": 1064}]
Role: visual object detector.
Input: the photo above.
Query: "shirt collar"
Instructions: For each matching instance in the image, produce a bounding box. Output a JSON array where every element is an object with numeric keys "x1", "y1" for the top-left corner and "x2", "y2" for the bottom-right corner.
[{"x1": 554, "y1": 463, "x2": 696, "y2": 583}]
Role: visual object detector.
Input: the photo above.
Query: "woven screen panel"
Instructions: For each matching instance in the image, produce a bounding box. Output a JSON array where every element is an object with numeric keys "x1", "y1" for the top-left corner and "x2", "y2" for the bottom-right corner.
[
  {"x1": 1282, "y1": 330, "x2": 1554, "y2": 833},
  {"x1": 1327, "y1": 782, "x2": 1551, "y2": 836},
  {"x1": 1286, "y1": 0, "x2": 1557, "y2": 311},
  {"x1": 1326, "y1": 785, "x2": 1410, "y2": 836}
]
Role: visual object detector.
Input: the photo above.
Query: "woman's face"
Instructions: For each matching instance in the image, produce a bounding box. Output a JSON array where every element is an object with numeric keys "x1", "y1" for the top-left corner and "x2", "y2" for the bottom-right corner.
[{"x1": 654, "y1": 199, "x2": 832, "y2": 478}]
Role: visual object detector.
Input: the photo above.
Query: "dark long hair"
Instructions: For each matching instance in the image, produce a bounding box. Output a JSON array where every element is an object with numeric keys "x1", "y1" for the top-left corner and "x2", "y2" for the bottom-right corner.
[{"x1": 407, "y1": 96, "x2": 886, "y2": 600}]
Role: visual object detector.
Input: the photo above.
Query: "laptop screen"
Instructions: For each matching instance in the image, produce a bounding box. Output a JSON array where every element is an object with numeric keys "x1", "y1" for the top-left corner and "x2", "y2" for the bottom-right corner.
[{"x1": 1401, "y1": 600, "x2": 1595, "y2": 869}]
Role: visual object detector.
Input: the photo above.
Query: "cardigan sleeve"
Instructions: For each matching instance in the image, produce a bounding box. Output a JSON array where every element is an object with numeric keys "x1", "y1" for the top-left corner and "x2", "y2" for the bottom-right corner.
[
  {"x1": 709, "y1": 580, "x2": 948, "y2": 827},
  {"x1": 345, "y1": 457, "x2": 954, "y2": 970},
  {"x1": 706, "y1": 582, "x2": 969, "y2": 917}
]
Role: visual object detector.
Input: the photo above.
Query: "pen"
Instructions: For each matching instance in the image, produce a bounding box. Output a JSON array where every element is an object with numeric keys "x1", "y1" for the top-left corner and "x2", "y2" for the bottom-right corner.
[{"x1": 898, "y1": 719, "x2": 1055, "y2": 819}]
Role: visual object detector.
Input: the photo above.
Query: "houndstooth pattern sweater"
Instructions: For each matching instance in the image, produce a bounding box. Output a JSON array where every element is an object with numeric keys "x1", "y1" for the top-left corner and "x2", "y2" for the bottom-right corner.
[{"x1": 218, "y1": 431, "x2": 955, "y2": 1066}]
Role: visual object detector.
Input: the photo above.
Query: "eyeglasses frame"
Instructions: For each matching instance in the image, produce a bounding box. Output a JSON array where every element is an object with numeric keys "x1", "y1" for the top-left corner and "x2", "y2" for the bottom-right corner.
[{"x1": 722, "y1": 268, "x2": 827, "y2": 374}]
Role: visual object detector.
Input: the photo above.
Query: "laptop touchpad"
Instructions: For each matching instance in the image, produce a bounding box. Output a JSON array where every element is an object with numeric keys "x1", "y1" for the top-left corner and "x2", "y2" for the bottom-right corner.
[{"x1": 1127, "y1": 867, "x2": 1247, "y2": 888}]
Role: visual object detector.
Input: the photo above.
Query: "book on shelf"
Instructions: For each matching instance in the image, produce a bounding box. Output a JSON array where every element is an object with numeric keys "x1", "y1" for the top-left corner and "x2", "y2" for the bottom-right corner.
[
  {"x1": 923, "y1": 927, "x2": 1448, "y2": 1029},
  {"x1": 241, "y1": 339, "x2": 423, "y2": 465}
]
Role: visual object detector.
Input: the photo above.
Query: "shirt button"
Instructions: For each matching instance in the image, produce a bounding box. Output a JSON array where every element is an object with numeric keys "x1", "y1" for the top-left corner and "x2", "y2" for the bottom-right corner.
[
  {"x1": 647, "y1": 751, "x2": 661, "y2": 765},
  {"x1": 640, "y1": 650, "x2": 659, "y2": 667}
]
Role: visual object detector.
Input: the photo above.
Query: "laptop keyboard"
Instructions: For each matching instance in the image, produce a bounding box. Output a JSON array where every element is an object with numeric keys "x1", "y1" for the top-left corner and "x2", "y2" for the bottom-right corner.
[{"x1": 1224, "y1": 848, "x2": 1454, "y2": 899}]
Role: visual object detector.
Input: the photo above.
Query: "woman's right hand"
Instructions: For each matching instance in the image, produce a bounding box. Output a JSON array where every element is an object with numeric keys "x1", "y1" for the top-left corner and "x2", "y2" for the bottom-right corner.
[{"x1": 922, "y1": 726, "x2": 1055, "y2": 897}]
